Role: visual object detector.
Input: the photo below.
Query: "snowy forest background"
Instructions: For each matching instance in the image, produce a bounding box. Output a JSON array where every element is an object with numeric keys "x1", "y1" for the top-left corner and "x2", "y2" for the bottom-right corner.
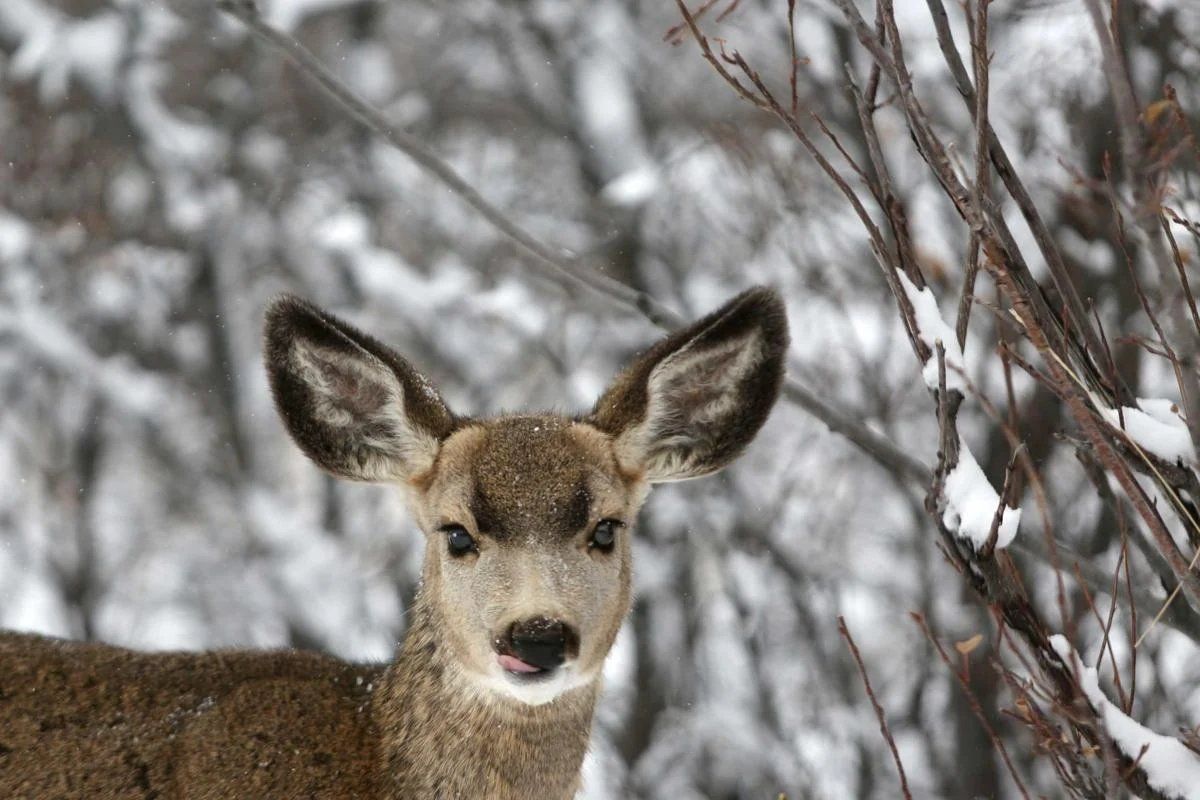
[{"x1": 2, "y1": 0, "x2": 1200, "y2": 797}]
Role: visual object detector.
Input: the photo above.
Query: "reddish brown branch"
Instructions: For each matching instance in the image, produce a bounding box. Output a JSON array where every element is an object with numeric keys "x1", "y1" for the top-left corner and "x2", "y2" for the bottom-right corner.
[
  {"x1": 838, "y1": 617, "x2": 914, "y2": 800},
  {"x1": 912, "y1": 613, "x2": 1032, "y2": 800}
]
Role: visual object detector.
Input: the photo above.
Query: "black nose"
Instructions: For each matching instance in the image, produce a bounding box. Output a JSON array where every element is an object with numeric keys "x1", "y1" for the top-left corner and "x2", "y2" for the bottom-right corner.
[{"x1": 504, "y1": 617, "x2": 579, "y2": 671}]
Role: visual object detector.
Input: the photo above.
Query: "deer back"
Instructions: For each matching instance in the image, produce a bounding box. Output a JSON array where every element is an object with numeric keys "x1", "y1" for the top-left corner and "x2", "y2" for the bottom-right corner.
[{"x1": 0, "y1": 631, "x2": 382, "y2": 799}]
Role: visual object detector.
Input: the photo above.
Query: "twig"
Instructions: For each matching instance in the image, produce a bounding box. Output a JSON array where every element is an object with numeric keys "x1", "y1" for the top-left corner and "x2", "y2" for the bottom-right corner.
[
  {"x1": 671, "y1": 0, "x2": 768, "y2": 110},
  {"x1": 923, "y1": 0, "x2": 1116, "y2": 396},
  {"x1": 953, "y1": 0, "x2": 990, "y2": 350},
  {"x1": 838, "y1": 617, "x2": 914, "y2": 800},
  {"x1": 1082, "y1": 0, "x2": 1200, "y2": 457},
  {"x1": 979, "y1": 442, "x2": 1021, "y2": 559},
  {"x1": 674, "y1": 2, "x2": 1200, "y2": 795},
  {"x1": 782, "y1": 381, "x2": 928, "y2": 483},
  {"x1": 787, "y1": 0, "x2": 799, "y2": 117},
  {"x1": 911, "y1": 613, "x2": 1032, "y2": 800},
  {"x1": 1159, "y1": 211, "x2": 1200, "y2": 345},
  {"x1": 216, "y1": 0, "x2": 681, "y2": 329}
]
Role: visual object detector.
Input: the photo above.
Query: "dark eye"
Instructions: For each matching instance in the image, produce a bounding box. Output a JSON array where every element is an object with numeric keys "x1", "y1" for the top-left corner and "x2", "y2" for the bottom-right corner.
[
  {"x1": 589, "y1": 519, "x2": 623, "y2": 553},
  {"x1": 442, "y1": 525, "x2": 477, "y2": 557}
]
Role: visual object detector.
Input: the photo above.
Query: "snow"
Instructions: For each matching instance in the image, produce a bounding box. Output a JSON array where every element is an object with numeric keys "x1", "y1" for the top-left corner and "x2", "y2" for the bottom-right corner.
[
  {"x1": 1099, "y1": 398, "x2": 1196, "y2": 465},
  {"x1": 265, "y1": 0, "x2": 363, "y2": 32},
  {"x1": 5, "y1": 5, "x2": 124, "y2": 103},
  {"x1": 315, "y1": 208, "x2": 372, "y2": 251},
  {"x1": 895, "y1": 272, "x2": 1020, "y2": 549},
  {"x1": 343, "y1": 42, "x2": 396, "y2": 105},
  {"x1": 601, "y1": 164, "x2": 661, "y2": 207},
  {"x1": 573, "y1": 3, "x2": 656, "y2": 195},
  {"x1": 106, "y1": 166, "x2": 153, "y2": 223},
  {"x1": 0, "y1": 306, "x2": 168, "y2": 419},
  {"x1": 942, "y1": 437, "x2": 1021, "y2": 550},
  {"x1": 126, "y1": 62, "x2": 229, "y2": 171},
  {"x1": 1050, "y1": 636, "x2": 1200, "y2": 800},
  {"x1": 0, "y1": 211, "x2": 33, "y2": 261},
  {"x1": 0, "y1": 566, "x2": 72, "y2": 639},
  {"x1": 897, "y1": 271, "x2": 966, "y2": 392}
]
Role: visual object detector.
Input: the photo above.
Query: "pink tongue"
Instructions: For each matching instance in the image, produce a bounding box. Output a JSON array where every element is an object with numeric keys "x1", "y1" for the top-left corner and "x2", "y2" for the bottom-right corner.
[{"x1": 498, "y1": 654, "x2": 543, "y2": 674}]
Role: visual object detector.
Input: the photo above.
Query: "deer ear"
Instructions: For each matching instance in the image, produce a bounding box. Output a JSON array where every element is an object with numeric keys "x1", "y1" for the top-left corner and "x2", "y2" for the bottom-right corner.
[
  {"x1": 263, "y1": 296, "x2": 456, "y2": 482},
  {"x1": 589, "y1": 287, "x2": 788, "y2": 482}
]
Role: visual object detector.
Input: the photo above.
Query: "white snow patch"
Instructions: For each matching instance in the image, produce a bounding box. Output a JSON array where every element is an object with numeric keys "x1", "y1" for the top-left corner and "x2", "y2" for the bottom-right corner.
[
  {"x1": 1, "y1": 568, "x2": 73, "y2": 638},
  {"x1": 1050, "y1": 635, "x2": 1200, "y2": 800},
  {"x1": 601, "y1": 163, "x2": 660, "y2": 207},
  {"x1": 5, "y1": 6, "x2": 123, "y2": 103},
  {"x1": 106, "y1": 166, "x2": 152, "y2": 222},
  {"x1": 897, "y1": 271, "x2": 966, "y2": 392},
  {"x1": 343, "y1": 42, "x2": 395, "y2": 105},
  {"x1": 265, "y1": 0, "x2": 362, "y2": 32},
  {"x1": 0, "y1": 211, "x2": 34, "y2": 261},
  {"x1": 126, "y1": 61, "x2": 229, "y2": 171},
  {"x1": 314, "y1": 208, "x2": 370, "y2": 251},
  {"x1": 942, "y1": 437, "x2": 1020, "y2": 550},
  {"x1": 1099, "y1": 398, "x2": 1195, "y2": 465},
  {"x1": 239, "y1": 130, "x2": 289, "y2": 175}
]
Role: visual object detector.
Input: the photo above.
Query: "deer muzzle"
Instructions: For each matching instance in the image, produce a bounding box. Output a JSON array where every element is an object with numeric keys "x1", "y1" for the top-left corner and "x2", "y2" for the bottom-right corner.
[{"x1": 495, "y1": 617, "x2": 580, "y2": 674}]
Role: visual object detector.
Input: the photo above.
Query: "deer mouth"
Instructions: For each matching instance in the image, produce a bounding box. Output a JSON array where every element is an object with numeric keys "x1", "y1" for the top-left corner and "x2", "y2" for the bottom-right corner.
[
  {"x1": 493, "y1": 618, "x2": 576, "y2": 678},
  {"x1": 497, "y1": 653, "x2": 548, "y2": 676}
]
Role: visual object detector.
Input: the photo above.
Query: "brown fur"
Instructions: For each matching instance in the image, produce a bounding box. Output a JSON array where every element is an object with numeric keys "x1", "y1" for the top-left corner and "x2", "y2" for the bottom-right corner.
[
  {"x1": 0, "y1": 631, "x2": 381, "y2": 799},
  {"x1": 0, "y1": 288, "x2": 788, "y2": 799}
]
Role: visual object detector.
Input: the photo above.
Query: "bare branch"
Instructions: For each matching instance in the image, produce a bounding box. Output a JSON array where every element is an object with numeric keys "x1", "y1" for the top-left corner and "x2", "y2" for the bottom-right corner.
[
  {"x1": 911, "y1": 613, "x2": 1032, "y2": 800},
  {"x1": 838, "y1": 616, "x2": 914, "y2": 800},
  {"x1": 216, "y1": 0, "x2": 682, "y2": 329}
]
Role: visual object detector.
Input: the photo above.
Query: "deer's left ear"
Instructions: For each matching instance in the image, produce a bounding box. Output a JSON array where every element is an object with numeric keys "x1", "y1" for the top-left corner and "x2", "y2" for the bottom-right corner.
[
  {"x1": 264, "y1": 295, "x2": 457, "y2": 483},
  {"x1": 589, "y1": 287, "x2": 789, "y2": 482}
]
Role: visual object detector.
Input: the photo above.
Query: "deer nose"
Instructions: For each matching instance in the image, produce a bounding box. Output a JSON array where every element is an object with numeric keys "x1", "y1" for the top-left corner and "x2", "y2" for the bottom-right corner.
[{"x1": 499, "y1": 617, "x2": 579, "y2": 672}]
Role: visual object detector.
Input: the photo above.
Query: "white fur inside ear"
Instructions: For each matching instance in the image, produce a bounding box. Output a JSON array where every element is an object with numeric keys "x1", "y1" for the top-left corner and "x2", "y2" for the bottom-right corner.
[
  {"x1": 291, "y1": 342, "x2": 440, "y2": 480},
  {"x1": 616, "y1": 329, "x2": 764, "y2": 482}
]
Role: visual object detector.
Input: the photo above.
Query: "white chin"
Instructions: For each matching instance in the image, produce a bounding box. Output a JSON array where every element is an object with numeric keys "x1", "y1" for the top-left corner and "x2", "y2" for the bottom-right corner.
[{"x1": 476, "y1": 665, "x2": 591, "y2": 706}]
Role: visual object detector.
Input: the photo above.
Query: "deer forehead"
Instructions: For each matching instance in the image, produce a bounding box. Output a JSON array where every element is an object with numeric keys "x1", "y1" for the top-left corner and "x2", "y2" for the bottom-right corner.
[{"x1": 414, "y1": 416, "x2": 641, "y2": 539}]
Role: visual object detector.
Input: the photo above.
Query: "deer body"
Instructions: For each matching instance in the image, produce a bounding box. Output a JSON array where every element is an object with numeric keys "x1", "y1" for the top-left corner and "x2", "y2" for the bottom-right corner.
[
  {"x1": 0, "y1": 289, "x2": 787, "y2": 799},
  {"x1": 1, "y1": 595, "x2": 592, "y2": 799},
  {"x1": 0, "y1": 631, "x2": 382, "y2": 799}
]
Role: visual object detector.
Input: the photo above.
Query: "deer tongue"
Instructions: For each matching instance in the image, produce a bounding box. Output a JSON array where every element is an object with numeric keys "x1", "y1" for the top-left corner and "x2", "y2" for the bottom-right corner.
[{"x1": 498, "y1": 653, "x2": 543, "y2": 674}]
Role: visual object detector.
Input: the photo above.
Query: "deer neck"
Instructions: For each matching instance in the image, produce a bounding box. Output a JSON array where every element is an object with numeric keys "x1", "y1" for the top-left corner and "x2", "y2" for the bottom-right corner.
[{"x1": 373, "y1": 591, "x2": 600, "y2": 799}]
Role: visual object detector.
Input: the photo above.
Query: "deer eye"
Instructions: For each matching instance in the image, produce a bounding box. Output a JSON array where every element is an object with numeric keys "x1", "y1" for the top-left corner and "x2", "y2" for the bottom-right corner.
[
  {"x1": 442, "y1": 525, "x2": 477, "y2": 557},
  {"x1": 589, "y1": 519, "x2": 623, "y2": 553}
]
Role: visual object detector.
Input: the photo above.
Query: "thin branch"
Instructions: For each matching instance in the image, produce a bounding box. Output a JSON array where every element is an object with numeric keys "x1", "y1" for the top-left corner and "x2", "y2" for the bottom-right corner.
[
  {"x1": 217, "y1": 0, "x2": 682, "y2": 328},
  {"x1": 911, "y1": 613, "x2": 1032, "y2": 800},
  {"x1": 1081, "y1": 0, "x2": 1200, "y2": 457},
  {"x1": 838, "y1": 616, "x2": 914, "y2": 800},
  {"x1": 953, "y1": 0, "x2": 990, "y2": 350},
  {"x1": 923, "y1": 0, "x2": 1117, "y2": 397}
]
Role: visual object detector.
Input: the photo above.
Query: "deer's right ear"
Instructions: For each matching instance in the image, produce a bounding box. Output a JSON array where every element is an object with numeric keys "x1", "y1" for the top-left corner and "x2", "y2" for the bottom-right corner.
[
  {"x1": 589, "y1": 287, "x2": 788, "y2": 482},
  {"x1": 263, "y1": 296, "x2": 456, "y2": 482}
]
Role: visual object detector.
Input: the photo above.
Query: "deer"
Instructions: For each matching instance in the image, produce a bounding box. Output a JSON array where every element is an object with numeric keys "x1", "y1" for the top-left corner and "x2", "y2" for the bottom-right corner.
[{"x1": 0, "y1": 287, "x2": 788, "y2": 799}]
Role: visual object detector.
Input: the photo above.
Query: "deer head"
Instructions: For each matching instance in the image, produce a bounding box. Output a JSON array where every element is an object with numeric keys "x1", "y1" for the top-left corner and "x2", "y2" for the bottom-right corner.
[{"x1": 264, "y1": 288, "x2": 787, "y2": 706}]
